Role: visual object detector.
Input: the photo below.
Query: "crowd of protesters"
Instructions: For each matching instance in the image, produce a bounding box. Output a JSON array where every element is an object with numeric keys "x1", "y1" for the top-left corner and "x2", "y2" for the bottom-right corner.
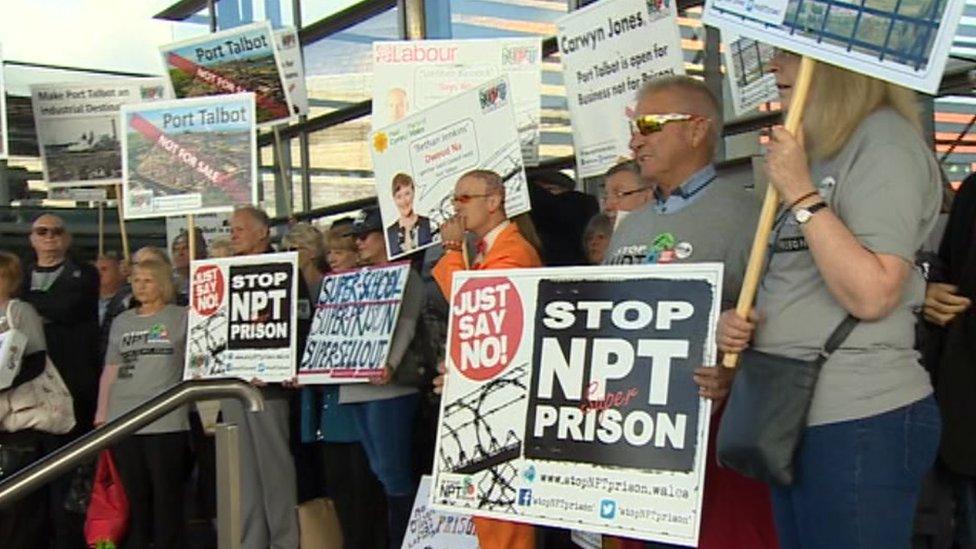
[{"x1": 0, "y1": 68, "x2": 972, "y2": 549}]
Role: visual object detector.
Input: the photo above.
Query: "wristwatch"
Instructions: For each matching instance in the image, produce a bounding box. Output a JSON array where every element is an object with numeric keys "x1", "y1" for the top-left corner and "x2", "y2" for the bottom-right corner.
[{"x1": 793, "y1": 201, "x2": 828, "y2": 225}]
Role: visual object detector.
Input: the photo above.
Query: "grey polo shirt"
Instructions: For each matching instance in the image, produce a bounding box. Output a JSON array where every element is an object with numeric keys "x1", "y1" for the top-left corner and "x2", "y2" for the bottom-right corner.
[{"x1": 754, "y1": 108, "x2": 941, "y2": 426}]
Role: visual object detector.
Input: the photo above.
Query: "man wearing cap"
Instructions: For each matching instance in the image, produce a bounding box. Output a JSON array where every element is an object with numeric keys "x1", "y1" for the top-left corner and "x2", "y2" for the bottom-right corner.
[
  {"x1": 338, "y1": 206, "x2": 428, "y2": 549},
  {"x1": 605, "y1": 76, "x2": 775, "y2": 548},
  {"x1": 432, "y1": 169, "x2": 541, "y2": 549}
]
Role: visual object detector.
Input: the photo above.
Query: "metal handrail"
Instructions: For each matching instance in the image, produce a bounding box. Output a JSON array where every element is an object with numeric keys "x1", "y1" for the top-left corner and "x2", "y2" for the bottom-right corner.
[{"x1": 0, "y1": 379, "x2": 264, "y2": 507}]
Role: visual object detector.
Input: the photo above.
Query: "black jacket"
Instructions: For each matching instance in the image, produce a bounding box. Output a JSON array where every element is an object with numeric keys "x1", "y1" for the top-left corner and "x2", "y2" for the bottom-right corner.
[
  {"x1": 20, "y1": 257, "x2": 100, "y2": 434},
  {"x1": 527, "y1": 182, "x2": 599, "y2": 266},
  {"x1": 928, "y1": 175, "x2": 976, "y2": 475}
]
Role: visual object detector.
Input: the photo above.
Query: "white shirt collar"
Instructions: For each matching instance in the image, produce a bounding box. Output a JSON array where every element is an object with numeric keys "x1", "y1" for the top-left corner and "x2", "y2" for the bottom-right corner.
[{"x1": 480, "y1": 220, "x2": 511, "y2": 253}]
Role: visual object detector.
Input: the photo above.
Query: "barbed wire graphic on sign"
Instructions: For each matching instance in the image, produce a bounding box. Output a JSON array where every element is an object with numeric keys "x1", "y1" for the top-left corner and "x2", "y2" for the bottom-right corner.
[
  {"x1": 187, "y1": 311, "x2": 228, "y2": 376},
  {"x1": 439, "y1": 363, "x2": 528, "y2": 511},
  {"x1": 428, "y1": 144, "x2": 527, "y2": 231}
]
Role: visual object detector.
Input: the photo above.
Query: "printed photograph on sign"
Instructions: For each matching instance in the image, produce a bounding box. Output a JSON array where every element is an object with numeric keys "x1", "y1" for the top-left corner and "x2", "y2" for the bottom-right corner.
[
  {"x1": 702, "y1": 0, "x2": 967, "y2": 93},
  {"x1": 403, "y1": 476, "x2": 479, "y2": 549},
  {"x1": 165, "y1": 212, "x2": 232, "y2": 255},
  {"x1": 431, "y1": 264, "x2": 723, "y2": 546},
  {"x1": 160, "y1": 20, "x2": 295, "y2": 125},
  {"x1": 31, "y1": 78, "x2": 167, "y2": 187},
  {"x1": 372, "y1": 38, "x2": 542, "y2": 165},
  {"x1": 370, "y1": 75, "x2": 531, "y2": 260},
  {"x1": 120, "y1": 93, "x2": 257, "y2": 219},
  {"x1": 184, "y1": 252, "x2": 298, "y2": 383},
  {"x1": 724, "y1": 35, "x2": 779, "y2": 115},
  {"x1": 557, "y1": 0, "x2": 686, "y2": 177},
  {"x1": 298, "y1": 263, "x2": 410, "y2": 384},
  {"x1": 275, "y1": 27, "x2": 309, "y2": 117}
]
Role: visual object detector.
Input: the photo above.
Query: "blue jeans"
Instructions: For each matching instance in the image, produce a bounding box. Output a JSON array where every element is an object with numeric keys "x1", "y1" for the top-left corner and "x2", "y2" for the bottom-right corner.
[
  {"x1": 347, "y1": 393, "x2": 418, "y2": 497},
  {"x1": 772, "y1": 395, "x2": 941, "y2": 549}
]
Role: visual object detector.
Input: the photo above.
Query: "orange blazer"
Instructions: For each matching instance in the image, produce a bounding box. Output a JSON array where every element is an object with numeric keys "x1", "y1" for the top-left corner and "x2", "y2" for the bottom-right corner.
[{"x1": 432, "y1": 222, "x2": 542, "y2": 299}]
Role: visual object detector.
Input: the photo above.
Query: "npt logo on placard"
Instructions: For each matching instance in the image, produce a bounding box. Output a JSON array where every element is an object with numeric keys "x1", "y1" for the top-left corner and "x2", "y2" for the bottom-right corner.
[
  {"x1": 479, "y1": 80, "x2": 508, "y2": 114},
  {"x1": 438, "y1": 474, "x2": 477, "y2": 501}
]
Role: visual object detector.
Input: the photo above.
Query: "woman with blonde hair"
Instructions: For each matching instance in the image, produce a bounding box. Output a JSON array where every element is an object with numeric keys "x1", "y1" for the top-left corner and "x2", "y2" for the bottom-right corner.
[
  {"x1": 95, "y1": 258, "x2": 189, "y2": 549},
  {"x1": 324, "y1": 219, "x2": 359, "y2": 271},
  {"x1": 720, "y1": 53, "x2": 942, "y2": 547}
]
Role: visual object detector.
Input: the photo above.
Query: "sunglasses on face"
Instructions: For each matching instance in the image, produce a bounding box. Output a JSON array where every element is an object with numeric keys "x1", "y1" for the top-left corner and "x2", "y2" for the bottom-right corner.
[
  {"x1": 33, "y1": 226, "x2": 66, "y2": 237},
  {"x1": 451, "y1": 193, "x2": 490, "y2": 205},
  {"x1": 630, "y1": 113, "x2": 700, "y2": 136}
]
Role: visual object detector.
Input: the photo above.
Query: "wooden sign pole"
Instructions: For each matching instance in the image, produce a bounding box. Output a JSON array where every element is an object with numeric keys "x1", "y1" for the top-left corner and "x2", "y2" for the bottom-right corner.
[
  {"x1": 187, "y1": 214, "x2": 196, "y2": 262},
  {"x1": 114, "y1": 184, "x2": 130, "y2": 262},
  {"x1": 97, "y1": 201, "x2": 105, "y2": 257},
  {"x1": 723, "y1": 56, "x2": 816, "y2": 368}
]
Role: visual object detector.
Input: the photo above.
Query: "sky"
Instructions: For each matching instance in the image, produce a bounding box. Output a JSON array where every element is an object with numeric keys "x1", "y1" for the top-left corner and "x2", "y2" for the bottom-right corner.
[{"x1": 0, "y1": 0, "x2": 211, "y2": 94}]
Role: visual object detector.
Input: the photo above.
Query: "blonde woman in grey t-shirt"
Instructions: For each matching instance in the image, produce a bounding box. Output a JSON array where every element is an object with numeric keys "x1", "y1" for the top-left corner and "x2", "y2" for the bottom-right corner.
[
  {"x1": 719, "y1": 53, "x2": 941, "y2": 548},
  {"x1": 95, "y1": 259, "x2": 188, "y2": 549}
]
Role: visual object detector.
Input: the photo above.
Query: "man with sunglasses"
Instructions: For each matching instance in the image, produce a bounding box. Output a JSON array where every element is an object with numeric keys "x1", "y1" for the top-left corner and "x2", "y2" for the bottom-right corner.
[
  {"x1": 604, "y1": 76, "x2": 776, "y2": 549},
  {"x1": 21, "y1": 213, "x2": 100, "y2": 549},
  {"x1": 431, "y1": 169, "x2": 541, "y2": 549}
]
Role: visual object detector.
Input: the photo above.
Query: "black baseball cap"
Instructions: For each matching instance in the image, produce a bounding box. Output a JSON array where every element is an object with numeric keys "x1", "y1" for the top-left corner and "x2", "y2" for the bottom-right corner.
[{"x1": 349, "y1": 207, "x2": 383, "y2": 237}]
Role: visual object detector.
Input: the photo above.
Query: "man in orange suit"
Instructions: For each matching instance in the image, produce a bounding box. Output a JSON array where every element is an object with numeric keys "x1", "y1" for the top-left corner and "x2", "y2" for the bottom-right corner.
[{"x1": 432, "y1": 169, "x2": 540, "y2": 549}]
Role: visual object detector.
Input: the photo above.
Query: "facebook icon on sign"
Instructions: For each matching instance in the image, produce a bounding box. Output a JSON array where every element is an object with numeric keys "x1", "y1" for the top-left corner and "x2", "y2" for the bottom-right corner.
[{"x1": 518, "y1": 489, "x2": 532, "y2": 506}]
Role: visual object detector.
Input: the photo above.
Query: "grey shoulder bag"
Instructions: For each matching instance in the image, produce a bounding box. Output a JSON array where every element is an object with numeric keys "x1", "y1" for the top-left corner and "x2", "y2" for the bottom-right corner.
[{"x1": 716, "y1": 314, "x2": 859, "y2": 486}]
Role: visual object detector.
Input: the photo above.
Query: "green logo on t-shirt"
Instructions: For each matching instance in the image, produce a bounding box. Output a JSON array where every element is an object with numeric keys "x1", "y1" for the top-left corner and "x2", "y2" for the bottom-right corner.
[{"x1": 651, "y1": 232, "x2": 676, "y2": 251}]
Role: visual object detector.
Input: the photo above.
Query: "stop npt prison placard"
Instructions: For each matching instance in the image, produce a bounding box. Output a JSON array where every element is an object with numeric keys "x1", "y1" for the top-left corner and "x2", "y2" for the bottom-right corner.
[
  {"x1": 184, "y1": 252, "x2": 298, "y2": 383},
  {"x1": 430, "y1": 263, "x2": 723, "y2": 546}
]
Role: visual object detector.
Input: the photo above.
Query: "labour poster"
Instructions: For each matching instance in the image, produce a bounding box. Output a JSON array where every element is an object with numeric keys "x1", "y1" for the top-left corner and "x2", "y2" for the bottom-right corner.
[
  {"x1": 120, "y1": 93, "x2": 257, "y2": 219},
  {"x1": 703, "y1": 0, "x2": 966, "y2": 93},
  {"x1": 275, "y1": 27, "x2": 309, "y2": 117},
  {"x1": 31, "y1": 78, "x2": 167, "y2": 187},
  {"x1": 299, "y1": 263, "x2": 410, "y2": 384},
  {"x1": 372, "y1": 38, "x2": 542, "y2": 165},
  {"x1": 185, "y1": 252, "x2": 298, "y2": 383},
  {"x1": 724, "y1": 35, "x2": 779, "y2": 115},
  {"x1": 160, "y1": 20, "x2": 294, "y2": 125},
  {"x1": 403, "y1": 476, "x2": 480, "y2": 549},
  {"x1": 558, "y1": 0, "x2": 685, "y2": 177},
  {"x1": 370, "y1": 75, "x2": 531, "y2": 260},
  {"x1": 431, "y1": 264, "x2": 723, "y2": 545}
]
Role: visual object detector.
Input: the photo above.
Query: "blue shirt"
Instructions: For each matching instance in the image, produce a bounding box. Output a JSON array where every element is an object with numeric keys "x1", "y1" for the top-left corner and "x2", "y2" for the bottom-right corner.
[{"x1": 652, "y1": 165, "x2": 717, "y2": 215}]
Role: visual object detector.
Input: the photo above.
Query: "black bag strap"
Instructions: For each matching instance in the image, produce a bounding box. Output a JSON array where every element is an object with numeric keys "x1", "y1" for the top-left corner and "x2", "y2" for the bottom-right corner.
[{"x1": 813, "y1": 314, "x2": 860, "y2": 368}]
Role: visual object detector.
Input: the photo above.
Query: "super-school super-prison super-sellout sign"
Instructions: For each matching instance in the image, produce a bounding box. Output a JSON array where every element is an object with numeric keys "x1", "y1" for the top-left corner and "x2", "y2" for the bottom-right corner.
[
  {"x1": 299, "y1": 263, "x2": 410, "y2": 384},
  {"x1": 184, "y1": 252, "x2": 298, "y2": 383},
  {"x1": 431, "y1": 264, "x2": 723, "y2": 547}
]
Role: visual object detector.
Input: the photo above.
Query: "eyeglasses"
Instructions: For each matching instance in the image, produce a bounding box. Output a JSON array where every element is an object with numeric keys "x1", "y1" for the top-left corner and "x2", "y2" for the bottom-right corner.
[
  {"x1": 451, "y1": 193, "x2": 490, "y2": 204},
  {"x1": 33, "y1": 226, "x2": 66, "y2": 237},
  {"x1": 604, "y1": 186, "x2": 651, "y2": 201},
  {"x1": 630, "y1": 113, "x2": 700, "y2": 136}
]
